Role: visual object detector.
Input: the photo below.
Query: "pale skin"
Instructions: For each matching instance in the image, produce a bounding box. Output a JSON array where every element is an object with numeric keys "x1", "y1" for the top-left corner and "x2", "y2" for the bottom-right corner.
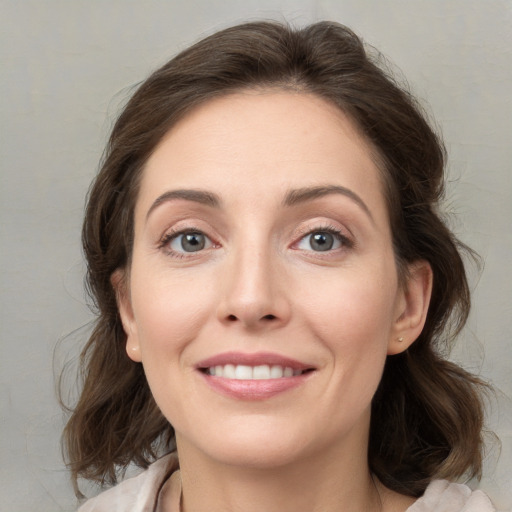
[{"x1": 114, "y1": 91, "x2": 433, "y2": 512}]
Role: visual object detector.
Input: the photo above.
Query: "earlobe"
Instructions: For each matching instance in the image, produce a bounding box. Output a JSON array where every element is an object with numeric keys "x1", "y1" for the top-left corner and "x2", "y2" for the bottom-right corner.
[
  {"x1": 388, "y1": 261, "x2": 433, "y2": 355},
  {"x1": 110, "y1": 269, "x2": 142, "y2": 363},
  {"x1": 125, "y1": 341, "x2": 142, "y2": 362}
]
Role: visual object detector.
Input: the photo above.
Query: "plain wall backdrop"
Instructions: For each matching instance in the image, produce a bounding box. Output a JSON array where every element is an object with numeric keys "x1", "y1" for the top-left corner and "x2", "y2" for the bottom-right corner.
[{"x1": 1, "y1": 1, "x2": 511, "y2": 510}]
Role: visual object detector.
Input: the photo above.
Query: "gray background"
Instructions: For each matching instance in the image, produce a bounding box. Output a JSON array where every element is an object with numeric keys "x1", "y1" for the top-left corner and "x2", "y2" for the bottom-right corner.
[{"x1": 1, "y1": 1, "x2": 511, "y2": 510}]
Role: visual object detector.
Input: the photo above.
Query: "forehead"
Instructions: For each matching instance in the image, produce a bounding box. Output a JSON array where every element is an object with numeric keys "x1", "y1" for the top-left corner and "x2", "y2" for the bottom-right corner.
[{"x1": 136, "y1": 91, "x2": 387, "y2": 219}]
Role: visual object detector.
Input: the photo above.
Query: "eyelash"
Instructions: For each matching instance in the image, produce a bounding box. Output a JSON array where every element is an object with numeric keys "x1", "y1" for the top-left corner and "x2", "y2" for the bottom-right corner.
[
  {"x1": 293, "y1": 224, "x2": 354, "y2": 251},
  {"x1": 157, "y1": 223, "x2": 354, "y2": 259},
  {"x1": 157, "y1": 227, "x2": 215, "y2": 259}
]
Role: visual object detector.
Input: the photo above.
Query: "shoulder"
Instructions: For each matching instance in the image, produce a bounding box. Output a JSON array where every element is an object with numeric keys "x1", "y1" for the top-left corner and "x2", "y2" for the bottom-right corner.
[
  {"x1": 407, "y1": 479, "x2": 495, "y2": 512},
  {"x1": 77, "y1": 453, "x2": 178, "y2": 512}
]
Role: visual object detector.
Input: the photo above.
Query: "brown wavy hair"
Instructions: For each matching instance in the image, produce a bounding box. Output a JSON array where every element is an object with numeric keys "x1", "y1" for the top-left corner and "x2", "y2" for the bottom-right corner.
[{"x1": 62, "y1": 20, "x2": 488, "y2": 497}]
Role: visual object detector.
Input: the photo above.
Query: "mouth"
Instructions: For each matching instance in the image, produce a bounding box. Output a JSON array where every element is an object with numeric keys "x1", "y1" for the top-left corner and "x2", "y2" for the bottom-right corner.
[
  {"x1": 195, "y1": 352, "x2": 316, "y2": 400},
  {"x1": 200, "y1": 364, "x2": 313, "y2": 380}
]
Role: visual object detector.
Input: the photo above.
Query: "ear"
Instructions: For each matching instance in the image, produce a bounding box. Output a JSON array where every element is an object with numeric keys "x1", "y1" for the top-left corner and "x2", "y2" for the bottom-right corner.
[
  {"x1": 388, "y1": 260, "x2": 433, "y2": 355},
  {"x1": 111, "y1": 269, "x2": 142, "y2": 363}
]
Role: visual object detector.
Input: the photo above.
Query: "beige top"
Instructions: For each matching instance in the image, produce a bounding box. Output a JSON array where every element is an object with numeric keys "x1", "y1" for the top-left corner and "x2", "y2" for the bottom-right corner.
[{"x1": 78, "y1": 453, "x2": 495, "y2": 512}]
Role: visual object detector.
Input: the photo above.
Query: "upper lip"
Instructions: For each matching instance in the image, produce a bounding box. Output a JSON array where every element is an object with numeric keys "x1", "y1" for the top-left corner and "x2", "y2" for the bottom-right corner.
[{"x1": 196, "y1": 351, "x2": 314, "y2": 371}]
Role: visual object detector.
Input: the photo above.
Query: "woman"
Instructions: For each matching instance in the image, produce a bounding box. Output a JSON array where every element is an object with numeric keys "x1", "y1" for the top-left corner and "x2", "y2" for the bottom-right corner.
[{"x1": 64, "y1": 21, "x2": 495, "y2": 511}]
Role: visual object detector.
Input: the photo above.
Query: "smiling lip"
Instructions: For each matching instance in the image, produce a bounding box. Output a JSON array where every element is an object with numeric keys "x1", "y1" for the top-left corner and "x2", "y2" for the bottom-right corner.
[{"x1": 196, "y1": 351, "x2": 315, "y2": 401}]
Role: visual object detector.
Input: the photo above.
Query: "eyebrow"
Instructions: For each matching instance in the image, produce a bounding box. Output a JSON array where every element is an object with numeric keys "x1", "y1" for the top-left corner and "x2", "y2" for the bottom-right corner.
[
  {"x1": 284, "y1": 185, "x2": 374, "y2": 222},
  {"x1": 145, "y1": 185, "x2": 373, "y2": 222},
  {"x1": 146, "y1": 189, "x2": 221, "y2": 220}
]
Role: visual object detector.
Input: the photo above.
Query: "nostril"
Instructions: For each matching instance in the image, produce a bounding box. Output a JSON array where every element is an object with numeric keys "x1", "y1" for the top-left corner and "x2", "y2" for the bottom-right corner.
[{"x1": 223, "y1": 313, "x2": 277, "y2": 323}]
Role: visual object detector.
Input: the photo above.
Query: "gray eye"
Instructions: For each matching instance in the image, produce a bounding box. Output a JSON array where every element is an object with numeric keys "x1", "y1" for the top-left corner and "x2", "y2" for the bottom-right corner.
[
  {"x1": 309, "y1": 232, "x2": 334, "y2": 251},
  {"x1": 296, "y1": 231, "x2": 342, "y2": 252},
  {"x1": 170, "y1": 232, "x2": 208, "y2": 252}
]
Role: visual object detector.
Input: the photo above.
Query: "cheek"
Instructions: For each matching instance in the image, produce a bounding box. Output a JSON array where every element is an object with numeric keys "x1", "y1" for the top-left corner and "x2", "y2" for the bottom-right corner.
[
  {"x1": 130, "y1": 266, "x2": 216, "y2": 359},
  {"x1": 296, "y1": 262, "x2": 398, "y2": 401},
  {"x1": 299, "y1": 266, "x2": 398, "y2": 346},
  {"x1": 281, "y1": 267, "x2": 397, "y2": 440},
  {"x1": 128, "y1": 267, "x2": 218, "y2": 426}
]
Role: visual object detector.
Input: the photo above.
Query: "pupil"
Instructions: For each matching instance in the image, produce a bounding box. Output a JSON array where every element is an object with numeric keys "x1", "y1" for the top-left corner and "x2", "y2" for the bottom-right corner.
[
  {"x1": 182, "y1": 233, "x2": 205, "y2": 252},
  {"x1": 311, "y1": 232, "x2": 333, "y2": 251}
]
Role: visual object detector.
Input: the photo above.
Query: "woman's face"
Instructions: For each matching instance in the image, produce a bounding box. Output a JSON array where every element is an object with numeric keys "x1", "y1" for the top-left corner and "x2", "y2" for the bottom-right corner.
[{"x1": 117, "y1": 91, "x2": 428, "y2": 468}]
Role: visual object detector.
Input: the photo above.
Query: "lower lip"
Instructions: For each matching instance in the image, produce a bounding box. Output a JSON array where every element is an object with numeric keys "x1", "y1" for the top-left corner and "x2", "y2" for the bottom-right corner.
[{"x1": 198, "y1": 371, "x2": 312, "y2": 400}]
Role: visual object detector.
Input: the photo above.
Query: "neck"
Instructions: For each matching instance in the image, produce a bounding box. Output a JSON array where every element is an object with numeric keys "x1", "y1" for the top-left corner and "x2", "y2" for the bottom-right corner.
[{"x1": 173, "y1": 435, "x2": 385, "y2": 512}]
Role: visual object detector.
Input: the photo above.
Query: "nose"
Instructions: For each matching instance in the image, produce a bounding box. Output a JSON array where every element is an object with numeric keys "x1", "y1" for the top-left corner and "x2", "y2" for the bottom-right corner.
[{"x1": 216, "y1": 244, "x2": 291, "y2": 330}]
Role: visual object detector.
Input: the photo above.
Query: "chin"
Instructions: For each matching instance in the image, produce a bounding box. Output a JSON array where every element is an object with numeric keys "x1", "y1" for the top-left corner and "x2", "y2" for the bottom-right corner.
[
  {"x1": 207, "y1": 440, "x2": 308, "y2": 469},
  {"x1": 178, "y1": 418, "x2": 318, "y2": 470}
]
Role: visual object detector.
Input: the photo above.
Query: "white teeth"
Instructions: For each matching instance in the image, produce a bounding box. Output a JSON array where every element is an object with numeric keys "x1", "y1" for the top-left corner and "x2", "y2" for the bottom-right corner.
[
  {"x1": 235, "y1": 365, "x2": 253, "y2": 379},
  {"x1": 223, "y1": 364, "x2": 236, "y2": 379},
  {"x1": 283, "y1": 367, "x2": 294, "y2": 377},
  {"x1": 208, "y1": 364, "x2": 301, "y2": 380},
  {"x1": 253, "y1": 365, "x2": 270, "y2": 379},
  {"x1": 270, "y1": 365, "x2": 284, "y2": 378}
]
